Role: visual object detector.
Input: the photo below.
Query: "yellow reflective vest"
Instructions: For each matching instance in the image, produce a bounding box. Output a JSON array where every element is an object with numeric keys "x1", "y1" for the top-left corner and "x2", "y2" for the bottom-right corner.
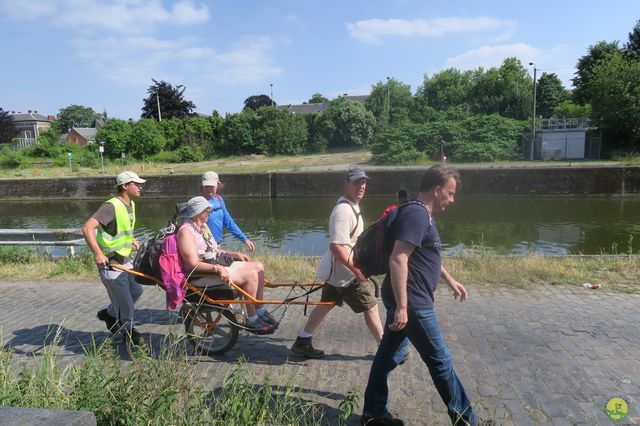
[{"x1": 96, "y1": 197, "x2": 136, "y2": 257}]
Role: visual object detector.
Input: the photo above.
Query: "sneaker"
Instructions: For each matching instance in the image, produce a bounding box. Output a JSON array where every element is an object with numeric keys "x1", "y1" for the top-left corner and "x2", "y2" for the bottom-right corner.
[
  {"x1": 291, "y1": 336, "x2": 325, "y2": 359},
  {"x1": 245, "y1": 317, "x2": 276, "y2": 335},
  {"x1": 97, "y1": 309, "x2": 120, "y2": 333},
  {"x1": 361, "y1": 412, "x2": 404, "y2": 426},
  {"x1": 125, "y1": 327, "x2": 143, "y2": 346},
  {"x1": 258, "y1": 309, "x2": 279, "y2": 326}
]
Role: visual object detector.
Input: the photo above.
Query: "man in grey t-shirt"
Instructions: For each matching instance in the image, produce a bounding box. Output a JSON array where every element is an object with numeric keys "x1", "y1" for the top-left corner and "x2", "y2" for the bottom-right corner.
[{"x1": 291, "y1": 167, "x2": 383, "y2": 358}]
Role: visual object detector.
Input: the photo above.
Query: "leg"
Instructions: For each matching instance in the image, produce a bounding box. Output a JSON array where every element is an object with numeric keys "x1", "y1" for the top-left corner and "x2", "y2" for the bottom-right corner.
[
  {"x1": 229, "y1": 263, "x2": 259, "y2": 316},
  {"x1": 363, "y1": 309, "x2": 408, "y2": 417},
  {"x1": 406, "y1": 309, "x2": 475, "y2": 425},
  {"x1": 363, "y1": 304, "x2": 383, "y2": 342},
  {"x1": 99, "y1": 265, "x2": 139, "y2": 334},
  {"x1": 302, "y1": 303, "x2": 334, "y2": 334}
]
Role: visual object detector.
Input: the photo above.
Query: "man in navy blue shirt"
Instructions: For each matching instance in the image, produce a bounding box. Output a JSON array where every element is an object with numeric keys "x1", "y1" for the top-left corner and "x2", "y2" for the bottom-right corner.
[{"x1": 361, "y1": 166, "x2": 479, "y2": 426}]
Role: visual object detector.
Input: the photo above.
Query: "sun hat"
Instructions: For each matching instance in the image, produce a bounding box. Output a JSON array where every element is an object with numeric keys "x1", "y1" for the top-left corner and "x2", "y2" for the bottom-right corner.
[
  {"x1": 186, "y1": 196, "x2": 211, "y2": 218},
  {"x1": 345, "y1": 166, "x2": 369, "y2": 182},
  {"x1": 201, "y1": 171, "x2": 220, "y2": 187},
  {"x1": 116, "y1": 171, "x2": 146, "y2": 186}
]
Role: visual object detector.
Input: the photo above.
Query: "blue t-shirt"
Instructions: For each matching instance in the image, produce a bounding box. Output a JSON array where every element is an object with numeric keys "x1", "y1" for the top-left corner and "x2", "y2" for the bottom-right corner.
[
  {"x1": 381, "y1": 203, "x2": 441, "y2": 310},
  {"x1": 205, "y1": 195, "x2": 248, "y2": 244}
]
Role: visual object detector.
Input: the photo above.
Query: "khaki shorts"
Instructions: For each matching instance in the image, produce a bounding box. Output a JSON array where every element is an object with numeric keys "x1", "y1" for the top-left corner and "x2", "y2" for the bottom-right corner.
[
  {"x1": 190, "y1": 261, "x2": 246, "y2": 288},
  {"x1": 320, "y1": 282, "x2": 377, "y2": 313}
]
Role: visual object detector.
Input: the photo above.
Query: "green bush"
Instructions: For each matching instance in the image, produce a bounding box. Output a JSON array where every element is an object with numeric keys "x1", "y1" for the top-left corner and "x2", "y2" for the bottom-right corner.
[
  {"x1": 176, "y1": 145, "x2": 205, "y2": 163},
  {"x1": 148, "y1": 150, "x2": 180, "y2": 163},
  {"x1": 0, "y1": 147, "x2": 27, "y2": 169},
  {"x1": 372, "y1": 125, "x2": 425, "y2": 164}
]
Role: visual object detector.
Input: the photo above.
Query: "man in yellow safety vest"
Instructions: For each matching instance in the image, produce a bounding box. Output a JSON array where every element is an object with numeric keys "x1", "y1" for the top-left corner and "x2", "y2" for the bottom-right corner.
[{"x1": 82, "y1": 171, "x2": 146, "y2": 345}]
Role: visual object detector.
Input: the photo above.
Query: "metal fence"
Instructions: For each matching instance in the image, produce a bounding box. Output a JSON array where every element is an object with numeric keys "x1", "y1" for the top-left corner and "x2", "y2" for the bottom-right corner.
[
  {"x1": 11, "y1": 138, "x2": 39, "y2": 151},
  {"x1": 0, "y1": 229, "x2": 85, "y2": 255}
]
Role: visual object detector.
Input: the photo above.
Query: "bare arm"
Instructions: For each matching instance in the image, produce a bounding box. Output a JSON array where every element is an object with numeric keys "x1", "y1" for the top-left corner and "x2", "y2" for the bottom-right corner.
[
  {"x1": 441, "y1": 265, "x2": 468, "y2": 301},
  {"x1": 388, "y1": 240, "x2": 415, "y2": 331},
  {"x1": 330, "y1": 243, "x2": 366, "y2": 282},
  {"x1": 82, "y1": 217, "x2": 109, "y2": 267}
]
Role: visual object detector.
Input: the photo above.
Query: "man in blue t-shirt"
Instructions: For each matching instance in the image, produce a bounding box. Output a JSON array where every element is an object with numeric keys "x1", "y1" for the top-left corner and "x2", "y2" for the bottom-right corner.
[{"x1": 361, "y1": 167, "x2": 480, "y2": 426}]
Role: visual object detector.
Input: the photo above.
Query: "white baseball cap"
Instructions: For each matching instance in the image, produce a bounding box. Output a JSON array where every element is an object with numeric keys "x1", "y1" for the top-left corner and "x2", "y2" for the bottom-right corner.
[
  {"x1": 201, "y1": 171, "x2": 220, "y2": 187},
  {"x1": 116, "y1": 171, "x2": 146, "y2": 186}
]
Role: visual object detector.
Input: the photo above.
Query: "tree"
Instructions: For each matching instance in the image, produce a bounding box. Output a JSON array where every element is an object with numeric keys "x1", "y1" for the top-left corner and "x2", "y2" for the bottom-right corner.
[
  {"x1": 417, "y1": 68, "x2": 474, "y2": 111},
  {"x1": 243, "y1": 95, "x2": 275, "y2": 110},
  {"x1": 307, "y1": 93, "x2": 329, "y2": 104},
  {"x1": 0, "y1": 108, "x2": 18, "y2": 144},
  {"x1": 320, "y1": 97, "x2": 375, "y2": 148},
  {"x1": 96, "y1": 119, "x2": 133, "y2": 158},
  {"x1": 625, "y1": 19, "x2": 640, "y2": 60},
  {"x1": 553, "y1": 101, "x2": 592, "y2": 118},
  {"x1": 572, "y1": 41, "x2": 622, "y2": 105},
  {"x1": 55, "y1": 105, "x2": 101, "y2": 133},
  {"x1": 141, "y1": 79, "x2": 196, "y2": 120},
  {"x1": 365, "y1": 78, "x2": 412, "y2": 129},
  {"x1": 218, "y1": 110, "x2": 256, "y2": 155},
  {"x1": 535, "y1": 73, "x2": 569, "y2": 118},
  {"x1": 589, "y1": 52, "x2": 640, "y2": 147},
  {"x1": 129, "y1": 119, "x2": 166, "y2": 158},
  {"x1": 468, "y1": 58, "x2": 532, "y2": 120},
  {"x1": 253, "y1": 107, "x2": 308, "y2": 155}
]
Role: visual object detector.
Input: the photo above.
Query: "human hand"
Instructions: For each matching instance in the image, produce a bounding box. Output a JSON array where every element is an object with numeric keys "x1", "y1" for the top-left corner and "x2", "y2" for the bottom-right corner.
[
  {"x1": 447, "y1": 279, "x2": 468, "y2": 301},
  {"x1": 217, "y1": 266, "x2": 230, "y2": 283},
  {"x1": 132, "y1": 239, "x2": 140, "y2": 251},
  {"x1": 354, "y1": 268, "x2": 367, "y2": 283},
  {"x1": 244, "y1": 239, "x2": 255, "y2": 252},
  {"x1": 94, "y1": 252, "x2": 109, "y2": 268},
  {"x1": 234, "y1": 251, "x2": 250, "y2": 262},
  {"x1": 389, "y1": 308, "x2": 408, "y2": 331}
]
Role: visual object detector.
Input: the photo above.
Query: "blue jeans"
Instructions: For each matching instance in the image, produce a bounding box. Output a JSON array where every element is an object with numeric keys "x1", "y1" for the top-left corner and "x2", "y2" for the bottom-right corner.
[{"x1": 363, "y1": 308, "x2": 475, "y2": 425}]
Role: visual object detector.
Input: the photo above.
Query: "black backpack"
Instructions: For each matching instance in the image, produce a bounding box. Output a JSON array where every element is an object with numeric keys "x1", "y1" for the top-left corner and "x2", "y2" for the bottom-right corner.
[
  {"x1": 352, "y1": 200, "x2": 426, "y2": 278},
  {"x1": 132, "y1": 203, "x2": 187, "y2": 285}
]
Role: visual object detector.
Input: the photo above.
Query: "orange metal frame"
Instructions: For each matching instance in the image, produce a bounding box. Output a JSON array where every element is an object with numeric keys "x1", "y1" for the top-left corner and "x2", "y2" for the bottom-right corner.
[{"x1": 109, "y1": 263, "x2": 336, "y2": 308}]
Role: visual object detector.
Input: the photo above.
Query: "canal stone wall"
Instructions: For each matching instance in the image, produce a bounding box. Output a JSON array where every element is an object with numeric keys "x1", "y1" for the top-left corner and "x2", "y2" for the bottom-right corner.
[{"x1": 1, "y1": 166, "x2": 639, "y2": 199}]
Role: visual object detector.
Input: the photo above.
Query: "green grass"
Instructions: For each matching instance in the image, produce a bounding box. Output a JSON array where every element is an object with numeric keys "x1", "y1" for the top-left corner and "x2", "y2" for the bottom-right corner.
[
  {"x1": 0, "y1": 328, "x2": 349, "y2": 425},
  {"x1": 0, "y1": 248, "x2": 638, "y2": 293}
]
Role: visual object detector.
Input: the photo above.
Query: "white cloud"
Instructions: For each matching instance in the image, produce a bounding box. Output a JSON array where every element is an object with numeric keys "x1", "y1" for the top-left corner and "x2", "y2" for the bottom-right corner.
[
  {"x1": 445, "y1": 43, "x2": 540, "y2": 70},
  {"x1": 171, "y1": 1, "x2": 210, "y2": 25},
  {"x1": 347, "y1": 16, "x2": 517, "y2": 43},
  {"x1": 0, "y1": 0, "x2": 57, "y2": 19},
  {"x1": 209, "y1": 37, "x2": 283, "y2": 84},
  {"x1": 2, "y1": 0, "x2": 210, "y2": 31}
]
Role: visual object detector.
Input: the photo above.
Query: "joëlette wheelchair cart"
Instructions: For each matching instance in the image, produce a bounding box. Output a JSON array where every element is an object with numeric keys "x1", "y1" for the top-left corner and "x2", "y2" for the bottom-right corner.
[
  {"x1": 109, "y1": 262, "x2": 351, "y2": 356},
  {"x1": 107, "y1": 203, "x2": 380, "y2": 356}
]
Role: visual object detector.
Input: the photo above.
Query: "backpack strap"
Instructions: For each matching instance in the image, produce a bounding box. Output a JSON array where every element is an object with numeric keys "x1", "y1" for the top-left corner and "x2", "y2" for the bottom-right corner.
[{"x1": 337, "y1": 199, "x2": 361, "y2": 239}]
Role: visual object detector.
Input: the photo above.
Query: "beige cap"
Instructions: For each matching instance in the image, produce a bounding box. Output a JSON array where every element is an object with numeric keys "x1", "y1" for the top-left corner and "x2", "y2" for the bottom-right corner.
[
  {"x1": 201, "y1": 171, "x2": 220, "y2": 187},
  {"x1": 186, "y1": 196, "x2": 211, "y2": 218},
  {"x1": 116, "y1": 171, "x2": 146, "y2": 186}
]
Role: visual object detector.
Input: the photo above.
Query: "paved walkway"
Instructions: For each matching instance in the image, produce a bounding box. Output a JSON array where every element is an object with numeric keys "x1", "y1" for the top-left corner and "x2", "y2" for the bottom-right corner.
[{"x1": 0, "y1": 279, "x2": 638, "y2": 425}]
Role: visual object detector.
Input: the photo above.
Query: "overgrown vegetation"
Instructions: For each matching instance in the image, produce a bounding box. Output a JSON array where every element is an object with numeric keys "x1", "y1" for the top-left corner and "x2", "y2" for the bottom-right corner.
[
  {"x1": 0, "y1": 248, "x2": 638, "y2": 293},
  {"x1": 0, "y1": 331, "x2": 343, "y2": 425}
]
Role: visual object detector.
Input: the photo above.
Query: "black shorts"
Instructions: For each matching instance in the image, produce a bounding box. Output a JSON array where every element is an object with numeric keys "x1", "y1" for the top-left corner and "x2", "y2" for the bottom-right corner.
[{"x1": 320, "y1": 282, "x2": 377, "y2": 313}]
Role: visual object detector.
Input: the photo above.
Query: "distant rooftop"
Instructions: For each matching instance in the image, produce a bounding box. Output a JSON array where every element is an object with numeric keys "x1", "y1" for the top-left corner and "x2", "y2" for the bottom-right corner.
[
  {"x1": 278, "y1": 95, "x2": 370, "y2": 114},
  {"x1": 10, "y1": 112, "x2": 51, "y2": 122},
  {"x1": 72, "y1": 127, "x2": 98, "y2": 140}
]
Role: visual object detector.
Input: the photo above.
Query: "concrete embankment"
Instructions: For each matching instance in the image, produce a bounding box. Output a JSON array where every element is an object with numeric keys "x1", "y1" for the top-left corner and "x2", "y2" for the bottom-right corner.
[{"x1": 1, "y1": 166, "x2": 639, "y2": 199}]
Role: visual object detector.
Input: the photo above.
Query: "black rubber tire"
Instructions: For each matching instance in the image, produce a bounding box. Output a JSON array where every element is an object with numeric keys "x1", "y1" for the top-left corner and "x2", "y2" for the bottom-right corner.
[{"x1": 183, "y1": 307, "x2": 239, "y2": 355}]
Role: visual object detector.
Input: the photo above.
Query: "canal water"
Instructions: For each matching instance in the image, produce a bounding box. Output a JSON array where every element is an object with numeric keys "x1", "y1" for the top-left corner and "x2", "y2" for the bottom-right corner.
[{"x1": 1, "y1": 196, "x2": 639, "y2": 256}]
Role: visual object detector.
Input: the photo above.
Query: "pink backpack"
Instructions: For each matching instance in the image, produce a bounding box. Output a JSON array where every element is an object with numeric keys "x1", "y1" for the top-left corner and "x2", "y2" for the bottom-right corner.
[{"x1": 158, "y1": 234, "x2": 187, "y2": 310}]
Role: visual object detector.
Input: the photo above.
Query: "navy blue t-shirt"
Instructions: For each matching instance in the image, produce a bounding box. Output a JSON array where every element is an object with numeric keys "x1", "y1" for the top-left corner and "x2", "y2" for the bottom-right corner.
[{"x1": 381, "y1": 203, "x2": 441, "y2": 310}]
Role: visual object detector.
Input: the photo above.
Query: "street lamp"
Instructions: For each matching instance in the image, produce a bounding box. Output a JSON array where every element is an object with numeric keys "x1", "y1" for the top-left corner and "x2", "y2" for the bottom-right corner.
[
  {"x1": 98, "y1": 142, "x2": 105, "y2": 174},
  {"x1": 270, "y1": 83, "x2": 274, "y2": 106},
  {"x1": 386, "y1": 76, "x2": 391, "y2": 125},
  {"x1": 156, "y1": 89, "x2": 162, "y2": 122},
  {"x1": 529, "y1": 62, "x2": 537, "y2": 161}
]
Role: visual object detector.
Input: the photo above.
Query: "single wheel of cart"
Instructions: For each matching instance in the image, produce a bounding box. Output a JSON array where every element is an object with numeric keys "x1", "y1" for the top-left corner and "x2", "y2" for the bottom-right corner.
[{"x1": 182, "y1": 304, "x2": 240, "y2": 355}]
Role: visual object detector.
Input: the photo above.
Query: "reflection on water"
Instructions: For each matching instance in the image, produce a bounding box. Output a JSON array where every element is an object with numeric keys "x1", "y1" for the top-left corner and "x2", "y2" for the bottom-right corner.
[{"x1": 1, "y1": 196, "x2": 639, "y2": 256}]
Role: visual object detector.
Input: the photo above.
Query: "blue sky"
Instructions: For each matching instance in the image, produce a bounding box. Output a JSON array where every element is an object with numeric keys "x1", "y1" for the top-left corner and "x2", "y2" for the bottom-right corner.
[{"x1": 1, "y1": 0, "x2": 638, "y2": 120}]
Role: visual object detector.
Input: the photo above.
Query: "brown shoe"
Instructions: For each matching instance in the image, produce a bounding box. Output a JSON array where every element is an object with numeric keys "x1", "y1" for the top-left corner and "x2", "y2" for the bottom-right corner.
[{"x1": 291, "y1": 336, "x2": 325, "y2": 359}]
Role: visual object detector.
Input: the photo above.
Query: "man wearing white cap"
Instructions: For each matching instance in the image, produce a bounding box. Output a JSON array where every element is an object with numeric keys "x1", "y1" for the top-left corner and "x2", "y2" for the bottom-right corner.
[
  {"x1": 200, "y1": 171, "x2": 255, "y2": 252},
  {"x1": 82, "y1": 171, "x2": 146, "y2": 345}
]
